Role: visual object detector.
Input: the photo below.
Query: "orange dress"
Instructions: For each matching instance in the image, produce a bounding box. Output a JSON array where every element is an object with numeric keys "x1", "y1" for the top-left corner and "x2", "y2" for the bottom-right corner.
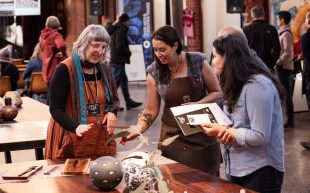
[{"x1": 45, "y1": 58, "x2": 117, "y2": 159}]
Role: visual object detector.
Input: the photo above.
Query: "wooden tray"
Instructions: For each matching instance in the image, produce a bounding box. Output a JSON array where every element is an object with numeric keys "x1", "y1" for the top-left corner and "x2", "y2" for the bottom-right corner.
[{"x1": 62, "y1": 158, "x2": 90, "y2": 175}]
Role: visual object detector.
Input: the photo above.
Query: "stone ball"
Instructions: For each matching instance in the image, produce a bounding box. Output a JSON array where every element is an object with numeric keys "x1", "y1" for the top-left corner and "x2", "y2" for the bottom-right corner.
[{"x1": 89, "y1": 156, "x2": 123, "y2": 190}]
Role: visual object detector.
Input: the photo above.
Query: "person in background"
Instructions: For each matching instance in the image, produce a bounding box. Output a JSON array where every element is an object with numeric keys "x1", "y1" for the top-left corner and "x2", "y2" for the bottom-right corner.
[
  {"x1": 45, "y1": 25, "x2": 120, "y2": 159},
  {"x1": 0, "y1": 46, "x2": 19, "y2": 91},
  {"x1": 39, "y1": 16, "x2": 67, "y2": 104},
  {"x1": 109, "y1": 13, "x2": 142, "y2": 110},
  {"x1": 202, "y1": 35, "x2": 285, "y2": 193},
  {"x1": 217, "y1": 25, "x2": 269, "y2": 71},
  {"x1": 299, "y1": 12, "x2": 310, "y2": 152},
  {"x1": 243, "y1": 5, "x2": 281, "y2": 72},
  {"x1": 121, "y1": 26, "x2": 222, "y2": 175},
  {"x1": 23, "y1": 43, "x2": 42, "y2": 93},
  {"x1": 276, "y1": 10, "x2": 295, "y2": 128},
  {"x1": 301, "y1": 11, "x2": 310, "y2": 111}
]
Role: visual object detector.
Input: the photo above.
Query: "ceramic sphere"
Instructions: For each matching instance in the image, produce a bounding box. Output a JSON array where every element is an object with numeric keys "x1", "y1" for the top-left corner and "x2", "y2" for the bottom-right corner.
[
  {"x1": 123, "y1": 151, "x2": 155, "y2": 191},
  {"x1": 89, "y1": 156, "x2": 123, "y2": 190}
]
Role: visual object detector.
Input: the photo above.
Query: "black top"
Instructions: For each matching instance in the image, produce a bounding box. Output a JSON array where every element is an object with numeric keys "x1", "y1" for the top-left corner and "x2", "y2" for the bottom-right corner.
[
  {"x1": 49, "y1": 63, "x2": 102, "y2": 132},
  {"x1": 243, "y1": 20, "x2": 281, "y2": 69},
  {"x1": 301, "y1": 28, "x2": 310, "y2": 79},
  {"x1": 0, "y1": 61, "x2": 19, "y2": 90},
  {"x1": 109, "y1": 22, "x2": 131, "y2": 64}
]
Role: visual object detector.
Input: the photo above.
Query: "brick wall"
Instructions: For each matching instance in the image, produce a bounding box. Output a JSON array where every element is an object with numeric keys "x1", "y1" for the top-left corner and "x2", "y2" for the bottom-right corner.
[
  {"x1": 186, "y1": 0, "x2": 203, "y2": 52},
  {"x1": 105, "y1": 0, "x2": 116, "y2": 22},
  {"x1": 64, "y1": 0, "x2": 116, "y2": 53},
  {"x1": 64, "y1": 0, "x2": 87, "y2": 54}
]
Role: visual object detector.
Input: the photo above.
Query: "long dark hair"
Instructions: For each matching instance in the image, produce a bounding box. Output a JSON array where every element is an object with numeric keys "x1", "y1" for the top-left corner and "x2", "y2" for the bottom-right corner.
[
  {"x1": 213, "y1": 35, "x2": 284, "y2": 113},
  {"x1": 152, "y1": 25, "x2": 183, "y2": 84}
]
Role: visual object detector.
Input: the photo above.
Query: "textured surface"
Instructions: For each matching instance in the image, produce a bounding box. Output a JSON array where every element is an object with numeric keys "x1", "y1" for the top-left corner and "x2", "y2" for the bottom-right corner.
[{"x1": 1, "y1": 83, "x2": 309, "y2": 193}]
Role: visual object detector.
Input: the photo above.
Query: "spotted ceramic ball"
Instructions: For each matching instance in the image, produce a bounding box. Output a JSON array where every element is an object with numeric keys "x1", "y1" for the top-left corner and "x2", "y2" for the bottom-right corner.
[{"x1": 89, "y1": 156, "x2": 123, "y2": 190}]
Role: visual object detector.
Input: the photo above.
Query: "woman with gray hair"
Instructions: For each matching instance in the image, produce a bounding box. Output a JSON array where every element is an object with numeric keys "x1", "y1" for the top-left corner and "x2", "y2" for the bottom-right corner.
[{"x1": 45, "y1": 24, "x2": 120, "y2": 159}]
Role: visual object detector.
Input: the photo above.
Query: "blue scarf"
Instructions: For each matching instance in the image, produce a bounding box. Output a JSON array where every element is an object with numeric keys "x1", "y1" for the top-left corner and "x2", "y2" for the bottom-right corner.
[{"x1": 71, "y1": 52, "x2": 114, "y2": 124}]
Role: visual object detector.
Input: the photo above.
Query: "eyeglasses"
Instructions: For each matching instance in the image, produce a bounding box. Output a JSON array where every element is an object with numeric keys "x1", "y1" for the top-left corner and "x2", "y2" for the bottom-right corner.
[{"x1": 89, "y1": 42, "x2": 108, "y2": 51}]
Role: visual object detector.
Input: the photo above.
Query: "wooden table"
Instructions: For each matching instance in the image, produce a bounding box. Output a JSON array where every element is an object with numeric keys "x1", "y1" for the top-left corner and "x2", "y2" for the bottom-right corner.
[
  {"x1": 0, "y1": 97, "x2": 50, "y2": 163},
  {"x1": 0, "y1": 159, "x2": 257, "y2": 193}
]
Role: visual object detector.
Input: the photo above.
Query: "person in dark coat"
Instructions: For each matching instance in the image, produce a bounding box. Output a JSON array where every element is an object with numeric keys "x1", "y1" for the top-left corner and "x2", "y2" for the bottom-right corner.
[
  {"x1": 243, "y1": 5, "x2": 281, "y2": 72},
  {"x1": 301, "y1": 11, "x2": 310, "y2": 111},
  {"x1": 0, "y1": 47, "x2": 19, "y2": 91},
  {"x1": 299, "y1": 12, "x2": 310, "y2": 153},
  {"x1": 108, "y1": 13, "x2": 142, "y2": 110},
  {"x1": 0, "y1": 60, "x2": 19, "y2": 91}
]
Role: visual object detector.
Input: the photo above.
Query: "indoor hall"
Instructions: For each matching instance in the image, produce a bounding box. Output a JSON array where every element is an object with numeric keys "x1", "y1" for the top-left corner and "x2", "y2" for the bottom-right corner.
[
  {"x1": 0, "y1": 83, "x2": 309, "y2": 193},
  {"x1": 1, "y1": 0, "x2": 310, "y2": 193}
]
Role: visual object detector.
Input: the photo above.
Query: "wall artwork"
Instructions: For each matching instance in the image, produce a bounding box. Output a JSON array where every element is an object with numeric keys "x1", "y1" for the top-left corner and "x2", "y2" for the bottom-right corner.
[
  {"x1": 273, "y1": 0, "x2": 310, "y2": 42},
  {"x1": 0, "y1": 0, "x2": 40, "y2": 16},
  {"x1": 123, "y1": 0, "x2": 154, "y2": 69}
]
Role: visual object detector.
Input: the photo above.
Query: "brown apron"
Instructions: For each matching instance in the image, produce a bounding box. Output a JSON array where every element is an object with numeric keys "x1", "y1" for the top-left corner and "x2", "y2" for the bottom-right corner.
[
  {"x1": 160, "y1": 75, "x2": 221, "y2": 174},
  {"x1": 45, "y1": 62, "x2": 116, "y2": 159}
]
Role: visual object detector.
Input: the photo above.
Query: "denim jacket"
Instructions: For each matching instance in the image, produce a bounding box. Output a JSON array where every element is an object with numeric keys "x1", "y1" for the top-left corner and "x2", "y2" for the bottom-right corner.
[{"x1": 224, "y1": 74, "x2": 285, "y2": 177}]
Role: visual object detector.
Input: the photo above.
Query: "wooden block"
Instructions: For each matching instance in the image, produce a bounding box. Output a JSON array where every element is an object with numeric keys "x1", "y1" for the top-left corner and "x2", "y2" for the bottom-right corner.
[
  {"x1": 2, "y1": 165, "x2": 43, "y2": 180},
  {"x1": 62, "y1": 158, "x2": 91, "y2": 175}
]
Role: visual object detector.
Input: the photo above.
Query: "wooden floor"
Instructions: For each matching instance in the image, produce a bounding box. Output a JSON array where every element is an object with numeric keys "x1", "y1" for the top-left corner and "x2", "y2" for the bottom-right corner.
[{"x1": 1, "y1": 82, "x2": 309, "y2": 193}]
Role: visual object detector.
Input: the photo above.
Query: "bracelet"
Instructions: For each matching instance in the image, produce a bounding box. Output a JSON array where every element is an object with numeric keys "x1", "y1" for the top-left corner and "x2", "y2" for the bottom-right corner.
[{"x1": 138, "y1": 113, "x2": 153, "y2": 126}]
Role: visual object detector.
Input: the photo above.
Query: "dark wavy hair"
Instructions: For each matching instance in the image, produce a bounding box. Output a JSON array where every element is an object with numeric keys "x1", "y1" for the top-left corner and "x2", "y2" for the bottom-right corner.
[
  {"x1": 213, "y1": 35, "x2": 284, "y2": 113},
  {"x1": 152, "y1": 25, "x2": 183, "y2": 84}
]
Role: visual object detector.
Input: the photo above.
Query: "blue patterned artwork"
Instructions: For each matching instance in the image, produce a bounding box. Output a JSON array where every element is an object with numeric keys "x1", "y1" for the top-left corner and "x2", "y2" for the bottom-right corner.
[
  {"x1": 288, "y1": 6, "x2": 298, "y2": 19},
  {"x1": 124, "y1": 0, "x2": 153, "y2": 68},
  {"x1": 273, "y1": 0, "x2": 298, "y2": 28}
]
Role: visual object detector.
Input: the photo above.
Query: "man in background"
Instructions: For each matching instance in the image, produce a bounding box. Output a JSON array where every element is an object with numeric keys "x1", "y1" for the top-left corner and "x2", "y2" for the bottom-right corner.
[
  {"x1": 276, "y1": 10, "x2": 295, "y2": 128},
  {"x1": 108, "y1": 13, "x2": 142, "y2": 110},
  {"x1": 243, "y1": 5, "x2": 281, "y2": 72},
  {"x1": 300, "y1": 12, "x2": 310, "y2": 150}
]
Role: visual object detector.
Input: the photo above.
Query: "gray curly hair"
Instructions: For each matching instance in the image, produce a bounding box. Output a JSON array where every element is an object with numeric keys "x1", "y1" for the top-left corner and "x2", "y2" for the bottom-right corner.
[{"x1": 72, "y1": 24, "x2": 111, "y2": 64}]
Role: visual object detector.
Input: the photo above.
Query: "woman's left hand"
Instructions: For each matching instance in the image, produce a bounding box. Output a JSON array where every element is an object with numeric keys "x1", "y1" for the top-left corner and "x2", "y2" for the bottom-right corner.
[
  {"x1": 217, "y1": 127, "x2": 235, "y2": 144},
  {"x1": 102, "y1": 112, "x2": 116, "y2": 134},
  {"x1": 201, "y1": 123, "x2": 235, "y2": 144}
]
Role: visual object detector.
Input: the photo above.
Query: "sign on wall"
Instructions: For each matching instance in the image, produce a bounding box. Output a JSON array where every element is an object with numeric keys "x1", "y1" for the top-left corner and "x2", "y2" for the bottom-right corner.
[
  {"x1": 0, "y1": 0, "x2": 41, "y2": 16},
  {"x1": 123, "y1": 0, "x2": 154, "y2": 69},
  {"x1": 126, "y1": 44, "x2": 147, "y2": 81}
]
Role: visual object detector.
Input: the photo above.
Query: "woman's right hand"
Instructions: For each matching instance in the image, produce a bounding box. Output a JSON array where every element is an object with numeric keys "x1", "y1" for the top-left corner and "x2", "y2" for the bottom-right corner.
[
  {"x1": 120, "y1": 132, "x2": 139, "y2": 145},
  {"x1": 200, "y1": 123, "x2": 222, "y2": 136},
  {"x1": 75, "y1": 123, "x2": 94, "y2": 137}
]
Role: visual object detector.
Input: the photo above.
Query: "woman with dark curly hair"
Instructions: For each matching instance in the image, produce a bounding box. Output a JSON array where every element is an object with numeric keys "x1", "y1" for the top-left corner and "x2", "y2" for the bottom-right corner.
[{"x1": 121, "y1": 25, "x2": 222, "y2": 175}]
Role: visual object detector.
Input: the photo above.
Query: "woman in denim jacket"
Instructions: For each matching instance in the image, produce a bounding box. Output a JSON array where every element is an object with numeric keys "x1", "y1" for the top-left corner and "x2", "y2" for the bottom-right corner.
[{"x1": 202, "y1": 35, "x2": 285, "y2": 193}]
